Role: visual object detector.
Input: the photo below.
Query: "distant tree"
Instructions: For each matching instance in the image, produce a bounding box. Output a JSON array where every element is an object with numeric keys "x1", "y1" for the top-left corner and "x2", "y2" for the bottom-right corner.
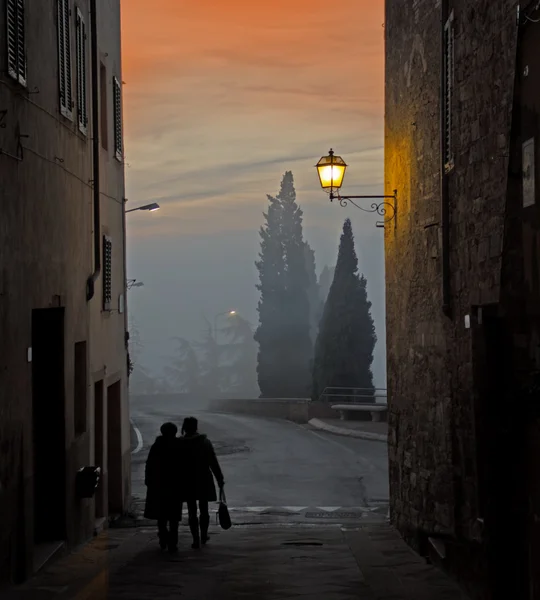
[
  {"x1": 254, "y1": 184, "x2": 286, "y2": 397},
  {"x1": 318, "y1": 265, "x2": 335, "y2": 304},
  {"x1": 131, "y1": 364, "x2": 164, "y2": 395},
  {"x1": 194, "y1": 321, "x2": 224, "y2": 397},
  {"x1": 165, "y1": 337, "x2": 203, "y2": 395},
  {"x1": 315, "y1": 264, "x2": 335, "y2": 330},
  {"x1": 220, "y1": 314, "x2": 259, "y2": 397},
  {"x1": 312, "y1": 219, "x2": 377, "y2": 402},
  {"x1": 255, "y1": 171, "x2": 313, "y2": 398},
  {"x1": 304, "y1": 241, "x2": 320, "y2": 343}
]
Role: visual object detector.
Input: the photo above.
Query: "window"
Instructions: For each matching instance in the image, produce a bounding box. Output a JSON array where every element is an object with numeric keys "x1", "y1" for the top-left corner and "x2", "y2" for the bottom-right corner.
[
  {"x1": 57, "y1": 0, "x2": 73, "y2": 120},
  {"x1": 100, "y1": 62, "x2": 108, "y2": 150},
  {"x1": 103, "y1": 236, "x2": 112, "y2": 310},
  {"x1": 6, "y1": 0, "x2": 26, "y2": 86},
  {"x1": 74, "y1": 341, "x2": 87, "y2": 435},
  {"x1": 443, "y1": 11, "x2": 454, "y2": 173},
  {"x1": 75, "y1": 8, "x2": 88, "y2": 134},
  {"x1": 113, "y1": 76, "x2": 123, "y2": 161}
]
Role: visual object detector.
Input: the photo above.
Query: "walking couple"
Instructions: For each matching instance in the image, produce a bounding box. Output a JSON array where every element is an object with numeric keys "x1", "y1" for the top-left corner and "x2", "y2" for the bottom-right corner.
[{"x1": 143, "y1": 416, "x2": 225, "y2": 553}]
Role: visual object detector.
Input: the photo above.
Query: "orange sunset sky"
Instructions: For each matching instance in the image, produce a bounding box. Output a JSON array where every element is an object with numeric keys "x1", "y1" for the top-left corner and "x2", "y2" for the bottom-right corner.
[
  {"x1": 122, "y1": 0, "x2": 387, "y2": 385},
  {"x1": 121, "y1": 0, "x2": 384, "y2": 237}
]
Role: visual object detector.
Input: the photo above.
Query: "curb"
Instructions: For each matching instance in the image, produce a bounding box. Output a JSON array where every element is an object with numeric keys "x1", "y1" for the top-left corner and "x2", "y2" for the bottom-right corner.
[
  {"x1": 130, "y1": 419, "x2": 143, "y2": 454},
  {"x1": 308, "y1": 418, "x2": 388, "y2": 443}
]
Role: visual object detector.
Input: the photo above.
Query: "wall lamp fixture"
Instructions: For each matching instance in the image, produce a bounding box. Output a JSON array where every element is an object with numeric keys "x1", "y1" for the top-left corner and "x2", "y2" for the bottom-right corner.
[{"x1": 316, "y1": 149, "x2": 397, "y2": 228}]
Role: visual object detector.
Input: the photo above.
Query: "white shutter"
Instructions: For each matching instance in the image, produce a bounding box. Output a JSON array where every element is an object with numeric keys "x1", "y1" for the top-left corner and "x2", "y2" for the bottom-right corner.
[
  {"x1": 6, "y1": 0, "x2": 27, "y2": 86},
  {"x1": 113, "y1": 77, "x2": 123, "y2": 161},
  {"x1": 443, "y1": 12, "x2": 454, "y2": 173},
  {"x1": 76, "y1": 8, "x2": 88, "y2": 133},
  {"x1": 57, "y1": 0, "x2": 73, "y2": 120}
]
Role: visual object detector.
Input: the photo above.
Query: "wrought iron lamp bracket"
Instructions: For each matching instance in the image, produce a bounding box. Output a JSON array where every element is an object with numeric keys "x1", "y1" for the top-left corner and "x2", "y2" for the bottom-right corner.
[{"x1": 328, "y1": 190, "x2": 398, "y2": 228}]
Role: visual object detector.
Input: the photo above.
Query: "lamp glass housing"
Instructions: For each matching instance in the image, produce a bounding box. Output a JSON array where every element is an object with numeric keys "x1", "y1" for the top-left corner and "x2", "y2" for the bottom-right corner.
[{"x1": 316, "y1": 151, "x2": 347, "y2": 194}]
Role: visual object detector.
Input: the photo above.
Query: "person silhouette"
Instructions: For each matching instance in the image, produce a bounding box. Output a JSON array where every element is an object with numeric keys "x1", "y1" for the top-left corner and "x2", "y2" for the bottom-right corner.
[
  {"x1": 179, "y1": 417, "x2": 224, "y2": 549},
  {"x1": 143, "y1": 422, "x2": 183, "y2": 552}
]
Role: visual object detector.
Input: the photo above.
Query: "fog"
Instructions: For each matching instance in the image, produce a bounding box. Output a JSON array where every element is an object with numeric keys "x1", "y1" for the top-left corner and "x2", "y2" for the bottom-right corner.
[{"x1": 127, "y1": 208, "x2": 387, "y2": 394}]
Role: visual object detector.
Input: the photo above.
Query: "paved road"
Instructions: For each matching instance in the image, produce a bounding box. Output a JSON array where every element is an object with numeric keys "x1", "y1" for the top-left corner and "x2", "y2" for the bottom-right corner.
[{"x1": 130, "y1": 396, "x2": 389, "y2": 522}]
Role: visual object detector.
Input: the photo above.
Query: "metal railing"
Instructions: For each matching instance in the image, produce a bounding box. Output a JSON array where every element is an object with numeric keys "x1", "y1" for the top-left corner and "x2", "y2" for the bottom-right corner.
[{"x1": 317, "y1": 386, "x2": 387, "y2": 403}]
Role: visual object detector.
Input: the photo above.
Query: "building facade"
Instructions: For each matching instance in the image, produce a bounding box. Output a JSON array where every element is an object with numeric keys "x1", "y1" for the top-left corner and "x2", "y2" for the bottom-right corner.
[
  {"x1": 0, "y1": 0, "x2": 130, "y2": 583},
  {"x1": 385, "y1": 0, "x2": 540, "y2": 597}
]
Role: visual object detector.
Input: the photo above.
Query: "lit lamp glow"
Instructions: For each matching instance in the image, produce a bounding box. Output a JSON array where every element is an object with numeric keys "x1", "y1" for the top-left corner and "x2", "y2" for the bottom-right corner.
[{"x1": 316, "y1": 149, "x2": 347, "y2": 195}]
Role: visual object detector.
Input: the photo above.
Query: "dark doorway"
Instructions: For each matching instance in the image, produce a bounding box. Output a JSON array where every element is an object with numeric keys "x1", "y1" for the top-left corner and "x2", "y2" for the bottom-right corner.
[
  {"x1": 94, "y1": 380, "x2": 105, "y2": 519},
  {"x1": 31, "y1": 308, "x2": 66, "y2": 544},
  {"x1": 474, "y1": 309, "x2": 528, "y2": 599},
  {"x1": 107, "y1": 380, "x2": 123, "y2": 514}
]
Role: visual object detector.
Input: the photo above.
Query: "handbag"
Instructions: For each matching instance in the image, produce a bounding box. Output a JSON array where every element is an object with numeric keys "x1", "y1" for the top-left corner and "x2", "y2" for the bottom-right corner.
[{"x1": 216, "y1": 487, "x2": 232, "y2": 530}]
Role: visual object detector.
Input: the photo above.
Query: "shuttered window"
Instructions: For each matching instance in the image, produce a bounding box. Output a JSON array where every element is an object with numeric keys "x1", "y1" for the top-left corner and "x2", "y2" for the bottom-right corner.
[
  {"x1": 57, "y1": 0, "x2": 73, "y2": 120},
  {"x1": 103, "y1": 236, "x2": 112, "y2": 310},
  {"x1": 6, "y1": 0, "x2": 26, "y2": 86},
  {"x1": 113, "y1": 76, "x2": 123, "y2": 161},
  {"x1": 443, "y1": 12, "x2": 454, "y2": 173},
  {"x1": 75, "y1": 8, "x2": 88, "y2": 134}
]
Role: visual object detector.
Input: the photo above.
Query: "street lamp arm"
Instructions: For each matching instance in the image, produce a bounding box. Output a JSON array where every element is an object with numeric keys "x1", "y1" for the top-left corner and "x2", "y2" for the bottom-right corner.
[
  {"x1": 329, "y1": 194, "x2": 396, "y2": 200},
  {"x1": 329, "y1": 190, "x2": 398, "y2": 229}
]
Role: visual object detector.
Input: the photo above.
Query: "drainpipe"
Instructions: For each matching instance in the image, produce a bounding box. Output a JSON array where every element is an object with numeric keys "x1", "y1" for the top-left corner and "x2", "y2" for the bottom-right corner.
[
  {"x1": 440, "y1": 0, "x2": 451, "y2": 317},
  {"x1": 86, "y1": 0, "x2": 101, "y2": 301}
]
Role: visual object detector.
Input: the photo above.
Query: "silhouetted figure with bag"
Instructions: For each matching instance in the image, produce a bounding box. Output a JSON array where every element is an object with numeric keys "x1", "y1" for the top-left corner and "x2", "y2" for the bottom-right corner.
[
  {"x1": 180, "y1": 417, "x2": 224, "y2": 549},
  {"x1": 144, "y1": 422, "x2": 183, "y2": 553}
]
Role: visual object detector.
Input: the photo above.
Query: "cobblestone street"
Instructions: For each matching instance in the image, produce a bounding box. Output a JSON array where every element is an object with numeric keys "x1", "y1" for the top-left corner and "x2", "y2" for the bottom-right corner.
[{"x1": 2, "y1": 522, "x2": 468, "y2": 600}]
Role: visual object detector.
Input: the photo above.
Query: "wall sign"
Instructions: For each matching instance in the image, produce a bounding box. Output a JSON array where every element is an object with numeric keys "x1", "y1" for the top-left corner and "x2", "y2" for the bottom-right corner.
[{"x1": 523, "y1": 137, "x2": 536, "y2": 208}]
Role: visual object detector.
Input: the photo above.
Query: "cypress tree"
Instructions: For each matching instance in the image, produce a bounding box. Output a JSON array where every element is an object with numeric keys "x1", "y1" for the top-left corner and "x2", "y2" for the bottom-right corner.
[
  {"x1": 312, "y1": 219, "x2": 376, "y2": 402},
  {"x1": 279, "y1": 172, "x2": 313, "y2": 396},
  {"x1": 255, "y1": 172, "x2": 313, "y2": 398},
  {"x1": 254, "y1": 192, "x2": 286, "y2": 397}
]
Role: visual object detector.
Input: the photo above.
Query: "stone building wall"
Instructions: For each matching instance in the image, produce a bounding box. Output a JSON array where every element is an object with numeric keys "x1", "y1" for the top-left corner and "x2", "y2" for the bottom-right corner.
[
  {"x1": 385, "y1": 0, "x2": 520, "y2": 596},
  {"x1": 0, "y1": 0, "x2": 128, "y2": 583}
]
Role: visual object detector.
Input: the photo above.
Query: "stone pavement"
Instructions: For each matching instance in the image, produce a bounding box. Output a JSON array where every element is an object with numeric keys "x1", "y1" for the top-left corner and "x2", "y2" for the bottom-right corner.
[
  {"x1": 2, "y1": 522, "x2": 469, "y2": 599},
  {"x1": 309, "y1": 417, "x2": 388, "y2": 442}
]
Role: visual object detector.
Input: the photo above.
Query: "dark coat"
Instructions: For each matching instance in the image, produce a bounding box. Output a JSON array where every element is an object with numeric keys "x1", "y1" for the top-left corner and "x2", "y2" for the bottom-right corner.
[
  {"x1": 179, "y1": 433, "x2": 224, "y2": 502},
  {"x1": 143, "y1": 436, "x2": 183, "y2": 520}
]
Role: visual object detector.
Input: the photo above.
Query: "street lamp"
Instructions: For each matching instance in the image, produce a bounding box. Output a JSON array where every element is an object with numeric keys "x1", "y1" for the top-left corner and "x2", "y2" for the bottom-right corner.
[
  {"x1": 214, "y1": 310, "x2": 237, "y2": 343},
  {"x1": 127, "y1": 279, "x2": 144, "y2": 290},
  {"x1": 125, "y1": 202, "x2": 161, "y2": 214},
  {"x1": 316, "y1": 149, "x2": 397, "y2": 228}
]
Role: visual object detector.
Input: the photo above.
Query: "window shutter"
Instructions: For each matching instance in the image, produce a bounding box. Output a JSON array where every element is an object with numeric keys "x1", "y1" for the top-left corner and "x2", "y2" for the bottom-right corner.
[
  {"x1": 6, "y1": 0, "x2": 27, "y2": 86},
  {"x1": 103, "y1": 236, "x2": 112, "y2": 310},
  {"x1": 113, "y1": 76, "x2": 123, "y2": 161},
  {"x1": 57, "y1": 0, "x2": 73, "y2": 120},
  {"x1": 443, "y1": 12, "x2": 454, "y2": 173},
  {"x1": 76, "y1": 8, "x2": 88, "y2": 133}
]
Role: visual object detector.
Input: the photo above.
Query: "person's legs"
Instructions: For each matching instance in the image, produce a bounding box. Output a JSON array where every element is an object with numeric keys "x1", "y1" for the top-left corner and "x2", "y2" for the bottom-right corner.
[
  {"x1": 168, "y1": 519, "x2": 179, "y2": 552},
  {"x1": 199, "y1": 500, "x2": 210, "y2": 544},
  {"x1": 187, "y1": 499, "x2": 200, "y2": 549},
  {"x1": 157, "y1": 518, "x2": 168, "y2": 550}
]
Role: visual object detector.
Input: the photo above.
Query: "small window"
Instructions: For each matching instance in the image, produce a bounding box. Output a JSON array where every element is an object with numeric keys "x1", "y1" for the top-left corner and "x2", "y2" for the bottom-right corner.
[
  {"x1": 443, "y1": 11, "x2": 454, "y2": 173},
  {"x1": 75, "y1": 8, "x2": 88, "y2": 134},
  {"x1": 57, "y1": 0, "x2": 73, "y2": 120},
  {"x1": 74, "y1": 341, "x2": 87, "y2": 435},
  {"x1": 6, "y1": 0, "x2": 27, "y2": 86},
  {"x1": 103, "y1": 235, "x2": 112, "y2": 310},
  {"x1": 113, "y1": 76, "x2": 123, "y2": 161},
  {"x1": 100, "y1": 62, "x2": 108, "y2": 150}
]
